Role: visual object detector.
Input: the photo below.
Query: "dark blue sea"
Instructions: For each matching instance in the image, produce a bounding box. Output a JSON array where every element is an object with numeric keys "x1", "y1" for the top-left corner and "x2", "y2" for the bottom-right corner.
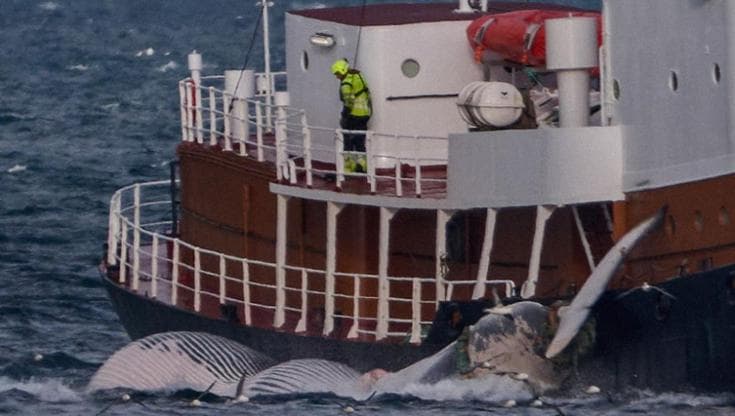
[{"x1": 1, "y1": 0, "x2": 734, "y2": 414}]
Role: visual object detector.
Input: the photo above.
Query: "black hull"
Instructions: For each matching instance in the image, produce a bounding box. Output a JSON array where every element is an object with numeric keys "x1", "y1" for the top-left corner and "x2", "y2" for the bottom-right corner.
[
  {"x1": 102, "y1": 276, "x2": 443, "y2": 373},
  {"x1": 103, "y1": 265, "x2": 735, "y2": 391}
]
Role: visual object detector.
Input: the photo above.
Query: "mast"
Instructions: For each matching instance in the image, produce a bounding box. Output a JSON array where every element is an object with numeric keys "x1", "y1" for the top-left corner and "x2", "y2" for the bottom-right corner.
[{"x1": 261, "y1": 0, "x2": 273, "y2": 128}]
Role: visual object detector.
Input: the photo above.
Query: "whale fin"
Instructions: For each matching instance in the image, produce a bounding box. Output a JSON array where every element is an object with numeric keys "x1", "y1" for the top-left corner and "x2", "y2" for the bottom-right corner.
[
  {"x1": 545, "y1": 207, "x2": 665, "y2": 359},
  {"x1": 87, "y1": 331, "x2": 275, "y2": 397}
]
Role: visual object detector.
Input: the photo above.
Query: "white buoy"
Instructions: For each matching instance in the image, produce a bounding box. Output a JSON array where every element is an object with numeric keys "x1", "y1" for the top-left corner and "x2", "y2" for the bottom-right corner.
[
  {"x1": 33, "y1": 353, "x2": 43, "y2": 362},
  {"x1": 191, "y1": 399, "x2": 202, "y2": 407},
  {"x1": 531, "y1": 399, "x2": 543, "y2": 407},
  {"x1": 481, "y1": 361, "x2": 492, "y2": 369},
  {"x1": 503, "y1": 400, "x2": 516, "y2": 408},
  {"x1": 235, "y1": 395, "x2": 249, "y2": 403},
  {"x1": 585, "y1": 385, "x2": 601, "y2": 394},
  {"x1": 343, "y1": 405, "x2": 355, "y2": 413},
  {"x1": 511, "y1": 372, "x2": 529, "y2": 381},
  {"x1": 121, "y1": 394, "x2": 130, "y2": 402}
]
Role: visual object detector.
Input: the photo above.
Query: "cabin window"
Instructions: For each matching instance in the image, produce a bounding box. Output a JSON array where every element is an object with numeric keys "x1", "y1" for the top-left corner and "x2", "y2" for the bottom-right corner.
[
  {"x1": 719, "y1": 206, "x2": 729, "y2": 226},
  {"x1": 665, "y1": 214, "x2": 676, "y2": 237},
  {"x1": 669, "y1": 70, "x2": 679, "y2": 92},
  {"x1": 401, "y1": 59, "x2": 420, "y2": 78},
  {"x1": 694, "y1": 210, "x2": 704, "y2": 232},
  {"x1": 301, "y1": 50, "x2": 309, "y2": 71},
  {"x1": 713, "y1": 63, "x2": 721, "y2": 85}
]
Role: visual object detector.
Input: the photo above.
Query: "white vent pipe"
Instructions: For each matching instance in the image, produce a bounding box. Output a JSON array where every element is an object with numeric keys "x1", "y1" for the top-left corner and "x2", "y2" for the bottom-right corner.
[{"x1": 545, "y1": 17, "x2": 598, "y2": 127}]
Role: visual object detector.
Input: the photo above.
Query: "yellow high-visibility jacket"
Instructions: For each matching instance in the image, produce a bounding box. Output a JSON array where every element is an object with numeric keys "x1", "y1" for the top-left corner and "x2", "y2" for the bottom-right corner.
[{"x1": 340, "y1": 71, "x2": 372, "y2": 117}]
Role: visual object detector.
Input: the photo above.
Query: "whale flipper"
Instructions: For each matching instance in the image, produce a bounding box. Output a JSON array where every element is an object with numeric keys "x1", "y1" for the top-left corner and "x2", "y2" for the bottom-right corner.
[
  {"x1": 87, "y1": 331, "x2": 275, "y2": 397},
  {"x1": 545, "y1": 207, "x2": 665, "y2": 359}
]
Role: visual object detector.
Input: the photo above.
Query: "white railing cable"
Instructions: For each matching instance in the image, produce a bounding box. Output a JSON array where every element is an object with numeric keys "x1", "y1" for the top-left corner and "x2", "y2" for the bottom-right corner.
[
  {"x1": 179, "y1": 76, "x2": 449, "y2": 198},
  {"x1": 106, "y1": 181, "x2": 524, "y2": 343}
]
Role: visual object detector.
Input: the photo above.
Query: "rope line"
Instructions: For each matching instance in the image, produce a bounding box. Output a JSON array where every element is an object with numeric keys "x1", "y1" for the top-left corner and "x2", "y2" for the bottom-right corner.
[
  {"x1": 351, "y1": 0, "x2": 369, "y2": 67},
  {"x1": 228, "y1": 4, "x2": 265, "y2": 114}
]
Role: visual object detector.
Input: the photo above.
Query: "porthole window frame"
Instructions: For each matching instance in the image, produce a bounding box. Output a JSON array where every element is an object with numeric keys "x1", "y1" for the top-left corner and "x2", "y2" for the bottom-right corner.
[
  {"x1": 713, "y1": 63, "x2": 721, "y2": 85},
  {"x1": 401, "y1": 58, "x2": 420, "y2": 79},
  {"x1": 669, "y1": 70, "x2": 679, "y2": 92},
  {"x1": 300, "y1": 50, "x2": 309, "y2": 72}
]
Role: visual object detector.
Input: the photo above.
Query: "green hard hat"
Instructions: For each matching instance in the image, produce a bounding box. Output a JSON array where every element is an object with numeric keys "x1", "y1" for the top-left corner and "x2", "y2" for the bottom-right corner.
[{"x1": 331, "y1": 59, "x2": 349, "y2": 75}]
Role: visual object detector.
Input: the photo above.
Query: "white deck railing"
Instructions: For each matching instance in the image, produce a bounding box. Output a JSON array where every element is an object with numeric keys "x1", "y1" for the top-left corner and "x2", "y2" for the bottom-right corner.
[
  {"x1": 179, "y1": 75, "x2": 449, "y2": 198},
  {"x1": 107, "y1": 181, "x2": 516, "y2": 344}
]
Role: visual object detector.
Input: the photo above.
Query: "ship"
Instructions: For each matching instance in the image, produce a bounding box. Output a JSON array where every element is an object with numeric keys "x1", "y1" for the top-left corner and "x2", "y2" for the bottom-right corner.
[{"x1": 101, "y1": 0, "x2": 735, "y2": 393}]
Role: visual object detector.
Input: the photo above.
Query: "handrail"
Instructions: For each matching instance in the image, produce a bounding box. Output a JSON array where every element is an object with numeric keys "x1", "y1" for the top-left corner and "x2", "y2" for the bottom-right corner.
[
  {"x1": 179, "y1": 75, "x2": 449, "y2": 198},
  {"x1": 107, "y1": 181, "x2": 515, "y2": 344}
]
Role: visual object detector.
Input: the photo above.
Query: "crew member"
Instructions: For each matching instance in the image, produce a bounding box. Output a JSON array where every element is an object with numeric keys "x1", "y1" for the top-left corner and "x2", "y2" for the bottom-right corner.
[{"x1": 331, "y1": 58, "x2": 371, "y2": 173}]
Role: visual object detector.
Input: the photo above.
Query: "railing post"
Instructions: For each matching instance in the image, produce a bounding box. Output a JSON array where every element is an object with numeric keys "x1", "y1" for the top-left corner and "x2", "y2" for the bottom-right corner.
[
  {"x1": 132, "y1": 185, "x2": 141, "y2": 291},
  {"x1": 209, "y1": 86, "x2": 217, "y2": 146},
  {"x1": 295, "y1": 269, "x2": 308, "y2": 333},
  {"x1": 185, "y1": 82, "x2": 195, "y2": 142},
  {"x1": 409, "y1": 279, "x2": 422, "y2": 344},
  {"x1": 171, "y1": 240, "x2": 179, "y2": 305},
  {"x1": 179, "y1": 81, "x2": 188, "y2": 142},
  {"x1": 151, "y1": 234, "x2": 159, "y2": 299},
  {"x1": 324, "y1": 201, "x2": 343, "y2": 335},
  {"x1": 347, "y1": 274, "x2": 360, "y2": 339},
  {"x1": 335, "y1": 130, "x2": 345, "y2": 188},
  {"x1": 367, "y1": 132, "x2": 376, "y2": 193},
  {"x1": 302, "y1": 113, "x2": 313, "y2": 187},
  {"x1": 521, "y1": 205, "x2": 556, "y2": 299},
  {"x1": 195, "y1": 84, "x2": 203, "y2": 143},
  {"x1": 194, "y1": 248, "x2": 201, "y2": 312},
  {"x1": 219, "y1": 254, "x2": 226, "y2": 304},
  {"x1": 107, "y1": 194, "x2": 119, "y2": 266},
  {"x1": 274, "y1": 195, "x2": 289, "y2": 328},
  {"x1": 119, "y1": 221, "x2": 128, "y2": 284},
  {"x1": 256, "y1": 103, "x2": 264, "y2": 162},
  {"x1": 415, "y1": 159, "x2": 422, "y2": 197},
  {"x1": 223, "y1": 92, "x2": 231, "y2": 151},
  {"x1": 242, "y1": 260, "x2": 252, "y2": 325},
  {"x1": 435, "y1": 209, "x2": 454, "y2": 306},
  {"x1": 377, "y1": 207, "x2": 397, "y2": 340},
  {"x1": 275, "y1": 119, "x2": 286, "y2": 182},
  {"x1": 395, "y1": 162, "x2": 403, "y2": 197},
  {"x1": 473, "y1": 208, "x2": 497, "y2": 299}
]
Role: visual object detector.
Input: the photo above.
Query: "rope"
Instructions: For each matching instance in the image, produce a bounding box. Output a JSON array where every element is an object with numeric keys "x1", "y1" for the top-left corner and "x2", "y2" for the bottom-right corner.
[
  {"x1": 351, "y1": 0, "x2": 369, "y2": 67},
  {"x1": 228, "y1": 5, "x2": 265, "y2": 114}
]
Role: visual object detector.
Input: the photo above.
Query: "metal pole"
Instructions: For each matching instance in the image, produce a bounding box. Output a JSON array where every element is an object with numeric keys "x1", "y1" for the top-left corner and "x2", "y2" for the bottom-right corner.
[{"x1": 262, "y1": 0, "x2": 273, "y2": 128}]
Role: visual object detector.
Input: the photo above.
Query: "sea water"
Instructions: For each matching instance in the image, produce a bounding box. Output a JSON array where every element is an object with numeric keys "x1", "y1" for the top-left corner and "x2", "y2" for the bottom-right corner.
[{"x1": 1, "y1": 0, "x2": 734, "y2": 414}]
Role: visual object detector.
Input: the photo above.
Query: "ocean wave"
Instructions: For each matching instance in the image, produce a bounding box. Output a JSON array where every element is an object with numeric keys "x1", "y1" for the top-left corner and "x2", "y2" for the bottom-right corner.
[
  {"x1": 38, "y1": 1, "x2": 61, "y2": 11},
  {"x1": 135, "y1": 48, "x2": 155, "y2": 57},
  {"x1": 156, "y1": 61, "x2": 178, "y2": 73},
  {"x1": 66, "y1": 64, "x2": 90, "y2": 71},
  {"x1": 0, "y1": 377, "x2": 81, "y2": 403},
  {"x1": 6, "y1": 165, "x2": 27, "y2": 174}
]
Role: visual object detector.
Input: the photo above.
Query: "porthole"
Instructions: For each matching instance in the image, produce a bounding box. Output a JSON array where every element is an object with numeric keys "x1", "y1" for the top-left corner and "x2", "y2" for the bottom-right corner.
[
  {"x1": 694, "y1": 210, "x2": 703, "y2": 232},
  {"x1": 669, "y1": 70, "x2": 679, "y2": 92},
  {"x1": 719, "y1": 206, "x2": 730, "y2": 226},
  {"x1": 612, "y1": 79, "x2": 621, "y2": 101},
  {"x1": 665, "y1": 215, "x2": 676, "y2": 237},
  {"x1": 301, "y1": 50, "x2": 309, "y2": 71},
  {"x1": 401, "y1": 59, "x2": 420, "y2": 78},
  {"x1": 713, "y1": 63, "x2": 721, "y2": 85}
]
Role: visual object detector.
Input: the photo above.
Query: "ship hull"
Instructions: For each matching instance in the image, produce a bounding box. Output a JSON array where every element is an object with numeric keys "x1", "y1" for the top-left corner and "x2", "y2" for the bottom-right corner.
[
  {"x1": 103, "y1": 263, "x2": 735, "y2": 391},
  {"x1": 101, "y1": 272, "x2": 443, "y2": 373}
]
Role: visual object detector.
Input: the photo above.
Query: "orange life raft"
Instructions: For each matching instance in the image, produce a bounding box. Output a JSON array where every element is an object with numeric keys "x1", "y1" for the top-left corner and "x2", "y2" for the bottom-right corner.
[{"x1": 467, "y1": 9, "x2": 602, "y2": 66}]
